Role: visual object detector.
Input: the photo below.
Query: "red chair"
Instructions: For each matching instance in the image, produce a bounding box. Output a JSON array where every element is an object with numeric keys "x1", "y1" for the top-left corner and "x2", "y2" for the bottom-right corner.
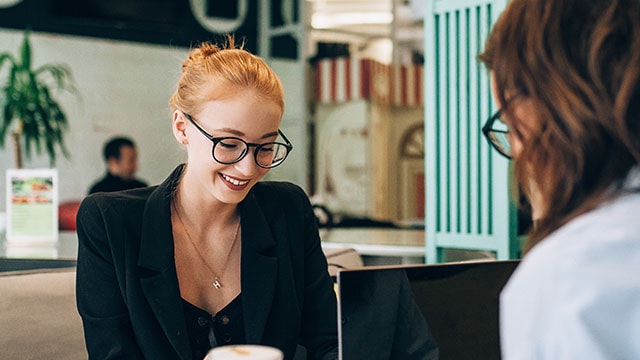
[{"x1": 58, "y1": 201, "x2": 81, "y2": 231}]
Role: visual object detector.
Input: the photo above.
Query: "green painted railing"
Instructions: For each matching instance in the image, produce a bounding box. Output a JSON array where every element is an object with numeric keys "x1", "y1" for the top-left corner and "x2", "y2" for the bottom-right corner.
[{"x1": 424, "y1": 0, "x2": 519, "y2": 263}]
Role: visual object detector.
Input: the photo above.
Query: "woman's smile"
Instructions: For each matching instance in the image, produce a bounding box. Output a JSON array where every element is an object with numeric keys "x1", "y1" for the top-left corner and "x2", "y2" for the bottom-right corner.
[{"x1": 220, "y1": 172, "x2": 250, "y2": 190}]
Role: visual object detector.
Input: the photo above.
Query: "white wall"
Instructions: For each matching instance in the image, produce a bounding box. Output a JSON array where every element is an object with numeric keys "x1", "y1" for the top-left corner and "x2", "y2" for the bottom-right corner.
[{"x1": 0, "y1": 29, "x2": 308, "y2": 211}]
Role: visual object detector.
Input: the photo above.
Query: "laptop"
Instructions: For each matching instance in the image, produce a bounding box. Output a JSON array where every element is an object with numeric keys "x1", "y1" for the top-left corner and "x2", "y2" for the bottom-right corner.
[{"x1": 337, "y1": 260, "x2": 520, "y2": 360}]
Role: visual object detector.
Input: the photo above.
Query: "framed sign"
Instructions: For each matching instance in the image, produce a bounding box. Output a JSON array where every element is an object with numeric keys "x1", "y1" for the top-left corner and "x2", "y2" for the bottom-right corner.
[{"x1": 5, "y1": 168, "x2": 58, "y2": 243}]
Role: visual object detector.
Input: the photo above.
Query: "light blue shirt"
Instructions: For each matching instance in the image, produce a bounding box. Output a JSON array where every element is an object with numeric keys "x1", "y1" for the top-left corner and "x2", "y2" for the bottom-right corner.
[{"x1": 501, "y1": 168, "x2": 640, "y2": 359}]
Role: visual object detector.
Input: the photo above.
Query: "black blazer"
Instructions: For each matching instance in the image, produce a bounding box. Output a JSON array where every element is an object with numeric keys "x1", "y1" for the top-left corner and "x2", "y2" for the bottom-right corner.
[{"x1": 76, "y1": 165, "x2": 338, "y2": 360}]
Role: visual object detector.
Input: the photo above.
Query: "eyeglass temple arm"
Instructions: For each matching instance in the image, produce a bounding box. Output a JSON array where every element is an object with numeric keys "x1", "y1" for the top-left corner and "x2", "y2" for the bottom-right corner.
[{"x1": 278, "y1": 129, "x2": 293, "y2": 149}]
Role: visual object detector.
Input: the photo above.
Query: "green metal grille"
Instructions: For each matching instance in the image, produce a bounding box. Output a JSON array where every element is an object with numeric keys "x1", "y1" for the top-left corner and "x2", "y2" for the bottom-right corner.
[{"x1": 425, "y1": 0, "x2": 518, "y2": 263}]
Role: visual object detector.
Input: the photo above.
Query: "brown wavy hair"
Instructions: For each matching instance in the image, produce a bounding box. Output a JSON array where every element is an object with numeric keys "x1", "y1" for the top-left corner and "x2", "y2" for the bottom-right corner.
[
  {"x1": 478, "y1": 0, "x2": 640, "y2": 252},
  {"x1": 169, "y1": 35, "x2": 284, "y2": 117}
]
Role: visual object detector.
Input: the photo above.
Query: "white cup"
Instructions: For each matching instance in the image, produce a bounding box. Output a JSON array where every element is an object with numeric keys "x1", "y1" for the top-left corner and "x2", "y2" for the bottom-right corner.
[{"x1": 204, "y1": 345, "x2": 284, "y2": 360}]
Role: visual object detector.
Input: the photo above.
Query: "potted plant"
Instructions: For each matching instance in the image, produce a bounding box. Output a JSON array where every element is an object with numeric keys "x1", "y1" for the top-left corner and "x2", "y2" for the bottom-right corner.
[{"x1": 0, "y1": 30, "x2": 76, "y2": 169}]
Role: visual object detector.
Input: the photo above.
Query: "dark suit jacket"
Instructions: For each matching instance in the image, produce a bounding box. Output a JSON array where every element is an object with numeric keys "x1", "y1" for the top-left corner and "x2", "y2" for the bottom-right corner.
[
  {"x1": 88, "y1": 172, "x2": 148, "y2": 194},
  {"x1": 76, "y1": 165, "x2": 338, "y2": 360}
]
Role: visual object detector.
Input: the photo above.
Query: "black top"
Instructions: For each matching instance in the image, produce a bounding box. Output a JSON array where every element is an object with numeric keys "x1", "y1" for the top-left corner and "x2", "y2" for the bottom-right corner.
[
  {"x1": 76, "y1": 164, "x2": 338, "y2": 360},
  {"x1": 88, "y1": 172, "x2": 148, "y2": 194},
  {"x1": 183, "y1": 295, "x2": 246, "y2": 360}
]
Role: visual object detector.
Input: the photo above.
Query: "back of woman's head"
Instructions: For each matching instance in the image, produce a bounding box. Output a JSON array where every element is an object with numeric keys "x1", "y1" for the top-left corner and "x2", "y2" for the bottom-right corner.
[
  {"x1": 169, "y1": 36, "x2": 285, "y2": 116},
  {"x1": 479, "y1": 0, "x2": 640, "y2": 248}
]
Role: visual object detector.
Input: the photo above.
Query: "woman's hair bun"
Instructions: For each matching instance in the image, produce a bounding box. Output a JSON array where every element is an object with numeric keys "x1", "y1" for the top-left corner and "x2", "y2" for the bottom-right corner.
[
  {"x1": 197, "y1": 42, "x2": 223, "y2": 58},
  {"x1": 182, "y1": 36, "x2": 241, "y2": 70}
]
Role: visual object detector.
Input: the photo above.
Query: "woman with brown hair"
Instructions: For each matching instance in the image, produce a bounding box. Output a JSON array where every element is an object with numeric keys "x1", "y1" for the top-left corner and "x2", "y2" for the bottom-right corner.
[
  {"x1": 76, "y1": 37, "x2": 338, "y2": 360},
  {"x1": 479, "y1": 0, "x2": 640, "y2": 358}
]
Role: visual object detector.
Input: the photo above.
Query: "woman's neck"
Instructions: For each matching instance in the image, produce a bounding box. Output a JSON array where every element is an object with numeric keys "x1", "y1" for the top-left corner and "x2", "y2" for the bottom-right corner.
[{"x1": 173, "y1": 174, "x2": 239, "y2": 233}]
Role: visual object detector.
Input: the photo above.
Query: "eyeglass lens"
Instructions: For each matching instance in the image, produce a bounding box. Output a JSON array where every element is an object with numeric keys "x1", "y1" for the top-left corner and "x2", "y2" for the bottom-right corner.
[
  {"x1": 487, "y1": 130, "x2": 511, "y2": 157},
  {"x1": 214, "y1": 138, "x2": 289, "y2": 168},
  {"x1": 484, "y1": 112, "x2": 512, "y2": 158}
]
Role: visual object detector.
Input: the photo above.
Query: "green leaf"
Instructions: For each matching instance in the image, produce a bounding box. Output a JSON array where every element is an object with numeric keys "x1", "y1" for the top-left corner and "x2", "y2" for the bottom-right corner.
[
  {"x1": 0, "y1": 29, "x2": 77, "y2": 167},
  {"x1": 19, "y1": 30, "x2": 31, "y2": 70}
]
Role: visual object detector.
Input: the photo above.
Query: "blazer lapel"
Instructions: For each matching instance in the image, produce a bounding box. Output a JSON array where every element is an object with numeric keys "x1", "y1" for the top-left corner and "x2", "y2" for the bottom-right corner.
[
  {"x1": 138, "y1": 166, "x2": 191, "y2": 359},
  {"x1": 134, "y1": 165, "x2": 280, "y2": 354},
  {"x1": 239, "y1": 192, "x2": 279, "y2": 344}
]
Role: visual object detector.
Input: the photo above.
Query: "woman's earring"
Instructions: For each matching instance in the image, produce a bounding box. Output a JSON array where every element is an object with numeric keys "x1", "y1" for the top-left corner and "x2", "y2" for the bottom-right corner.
[{"x1": 182, "y1": 139, "x2": 188, "y2": 145}]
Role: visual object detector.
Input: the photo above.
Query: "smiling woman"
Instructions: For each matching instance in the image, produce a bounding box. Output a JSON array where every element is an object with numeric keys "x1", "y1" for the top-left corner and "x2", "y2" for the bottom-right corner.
[{"x1": 75, "y1": 35, "x2": 339, "y2": 360}]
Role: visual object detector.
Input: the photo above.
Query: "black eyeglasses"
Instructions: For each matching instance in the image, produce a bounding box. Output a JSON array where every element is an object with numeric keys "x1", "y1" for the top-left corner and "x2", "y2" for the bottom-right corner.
[
  {"x1": 183, "y1": 113, "x2": 293, "y2": 168},
  {"x1": 482, "y1": 109, "x2": 512, "y2": 159}
]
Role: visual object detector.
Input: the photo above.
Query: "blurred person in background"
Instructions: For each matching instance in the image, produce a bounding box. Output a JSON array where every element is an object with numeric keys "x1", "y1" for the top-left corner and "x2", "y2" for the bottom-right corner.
[{"x1": 88, "y1": 136, "x2": 147, "y2": 194}]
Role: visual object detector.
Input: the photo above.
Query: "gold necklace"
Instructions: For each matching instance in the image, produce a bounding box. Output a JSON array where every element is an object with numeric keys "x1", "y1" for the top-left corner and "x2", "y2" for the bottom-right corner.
[{"x1": 172, "y1": 201, "x2": 241, "y2": 289}]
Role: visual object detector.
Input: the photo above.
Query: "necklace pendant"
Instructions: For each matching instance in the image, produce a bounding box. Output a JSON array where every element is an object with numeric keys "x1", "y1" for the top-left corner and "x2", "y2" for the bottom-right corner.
[{"x1": 213, "y1": 279, "x2": 222, "y2": 289}]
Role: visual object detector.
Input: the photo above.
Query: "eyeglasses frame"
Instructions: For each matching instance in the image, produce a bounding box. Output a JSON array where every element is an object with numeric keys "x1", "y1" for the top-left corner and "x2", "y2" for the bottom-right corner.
[
  {"x1": 482, "y1": 108, "x2": 512, "y2": 159},
  {"x1": 183, "y1": 112, "x2": 293, "y2": 168}
]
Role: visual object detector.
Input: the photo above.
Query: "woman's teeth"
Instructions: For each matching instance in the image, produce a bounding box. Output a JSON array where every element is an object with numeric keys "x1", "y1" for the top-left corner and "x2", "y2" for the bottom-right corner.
[{"x1": 222, "y1": 174, "x2": 249, "y2": 186}]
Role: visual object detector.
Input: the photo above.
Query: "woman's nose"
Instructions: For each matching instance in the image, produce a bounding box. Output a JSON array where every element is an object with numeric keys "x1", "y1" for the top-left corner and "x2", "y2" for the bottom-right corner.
[{"x1": 234, "y1": 149, "x2": 261, "y2": 175}]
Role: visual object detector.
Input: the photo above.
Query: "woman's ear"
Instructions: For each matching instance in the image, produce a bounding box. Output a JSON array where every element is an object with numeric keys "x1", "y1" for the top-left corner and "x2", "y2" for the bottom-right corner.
[{"x1": 172, "y1": 110, "x2": 188, "y2": 144}]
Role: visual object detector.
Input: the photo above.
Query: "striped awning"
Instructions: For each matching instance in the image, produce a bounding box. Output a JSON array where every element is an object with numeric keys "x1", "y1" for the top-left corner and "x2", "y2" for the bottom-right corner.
[{"x1": 314, "y1": 57, "x2": 423, "y2": 107}]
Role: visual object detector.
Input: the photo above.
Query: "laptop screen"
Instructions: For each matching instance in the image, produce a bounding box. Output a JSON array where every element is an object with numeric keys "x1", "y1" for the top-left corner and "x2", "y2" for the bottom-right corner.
[{"x1": 337, "y1": 260, "x2": 519, "y2": 360}]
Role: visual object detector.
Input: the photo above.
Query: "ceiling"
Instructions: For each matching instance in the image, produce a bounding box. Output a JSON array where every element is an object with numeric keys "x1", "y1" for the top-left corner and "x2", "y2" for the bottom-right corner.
[{"x1": 306, "y1": 0, "x2": 424, "y2": 62}]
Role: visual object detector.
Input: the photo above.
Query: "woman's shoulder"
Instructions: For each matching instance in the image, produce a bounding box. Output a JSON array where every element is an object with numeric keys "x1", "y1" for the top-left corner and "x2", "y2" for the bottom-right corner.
[
  {"x1": 507, "y1": 192, "x2": 640, "y2": 300},
  {"x1": 82, "y1": 186, "x2": 156, "y2": 204},
  {"x1": 503, "y1": 196, "x2": 640, "y2": 358},
  {"x1": 78, "y1": 186, "x2": 158, "y2": 219},
  {"x1": 540, "y1": 191, "x2": 640, "y2": 259}
]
